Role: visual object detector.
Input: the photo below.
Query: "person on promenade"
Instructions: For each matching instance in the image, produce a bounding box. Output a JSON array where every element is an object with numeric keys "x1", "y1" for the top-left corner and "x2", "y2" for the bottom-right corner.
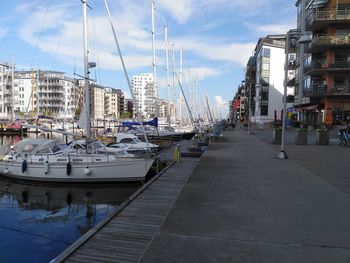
[{"x1": 338, "y1": 121, "x2": 349, "y2": 145}]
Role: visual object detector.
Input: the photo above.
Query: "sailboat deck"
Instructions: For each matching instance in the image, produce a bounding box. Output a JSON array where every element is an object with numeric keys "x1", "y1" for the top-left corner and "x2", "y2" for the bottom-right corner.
[{"x1": 54, "y1": 140, "x2": 200, "y2": 262}]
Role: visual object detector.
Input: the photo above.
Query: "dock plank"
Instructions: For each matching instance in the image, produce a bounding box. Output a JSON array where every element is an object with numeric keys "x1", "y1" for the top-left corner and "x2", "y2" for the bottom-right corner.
[{"x1": 54, "y1": 153, "x2": 199, "y2": 263}]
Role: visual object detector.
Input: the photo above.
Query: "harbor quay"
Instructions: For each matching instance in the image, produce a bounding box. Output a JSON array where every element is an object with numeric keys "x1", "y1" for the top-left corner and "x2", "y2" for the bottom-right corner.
[{"x1": 55, "y1": 127, "x2": 350, "y2": 262}]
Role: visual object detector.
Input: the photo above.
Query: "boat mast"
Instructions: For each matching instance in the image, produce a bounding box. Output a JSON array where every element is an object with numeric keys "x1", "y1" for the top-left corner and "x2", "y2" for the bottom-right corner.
[
  {"x1": 179, "y1": 48, "x2": 183, "y2": 127},
  {"x1": 151, "y1": 0, "x2": 158, "y2": 117},
  {"x1": 11, "y1": 58, "x2": 15, "y2": 122},
  {"x1": 104, "y1": 0, "x2": 151, "y2": 149},
  {"x1": 164, "y1": 26, "x2": 171, "y2": 126},
  {"x1": 36, "y1": 68, "x2": 40, "y2": 117},
  {"x1": 171, "y1": 44, "x2": 176, "y2": 120},
  {"x1": 82, "y1": 0, "x2": 92, "y2": 144},
  {"x1": 205, "y1": 95, "x2": 214, "y2": 124}
]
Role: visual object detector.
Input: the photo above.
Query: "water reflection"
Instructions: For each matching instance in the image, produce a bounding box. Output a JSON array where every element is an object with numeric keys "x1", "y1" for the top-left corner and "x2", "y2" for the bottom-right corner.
[{"x1": 0, "y1": 175, "x2": 139, "y2": 263}]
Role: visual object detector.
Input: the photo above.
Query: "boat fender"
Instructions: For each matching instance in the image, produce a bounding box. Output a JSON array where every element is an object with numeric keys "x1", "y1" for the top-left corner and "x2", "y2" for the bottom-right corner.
[
  {"x1": 66, "y1": 162, "x2": 72, "y2": 176},
  {"x1": 44, "y1": 161, "x2": 49, "y2": 174},
  {"x1": 84, "y1": 167, "x2": 91, "y2": 175},
  {"x1": 21, "y1": 160, "x2": 27, "y2": 173},
  {"x1": 22, "y1": 191, "x2": 28, "y2": 204},
  {"x1": 66, "y1": 192, "x2": 72, "y2": 205},
  {"x1": 3, "y1": 167, "x2": 9, "y2": 174}
]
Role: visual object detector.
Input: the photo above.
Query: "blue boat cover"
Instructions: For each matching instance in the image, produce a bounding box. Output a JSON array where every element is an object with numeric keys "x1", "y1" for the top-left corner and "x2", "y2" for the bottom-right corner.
[{"x1": 122, "y1": 117, "x2": 158, "y2": 127}]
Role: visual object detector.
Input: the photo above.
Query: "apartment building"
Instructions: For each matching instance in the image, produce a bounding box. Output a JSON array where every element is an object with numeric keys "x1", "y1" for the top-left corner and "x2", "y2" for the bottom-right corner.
[
  {"x1": 91, "y1": 84, "x2": 105, "y2": 120},
  {"x1": 16, "y1": 70, "x2": 65, "y2": 117},
  {"x1": 296, "y1": 0, "x2": 350, "y2": 125},
  {"x1": 0, "y1": 64, "x2": 132, "y2": 121},
  {"x1": 0, "y1": 63, "x2": 19, "y2": 119},
  {"x1": 105, "y1": 88, "x2": 121, "y2": 118},
  {"x1": 62, "y1": 77, "x2": 78, "y2": 119},
  {"x1": 253, "y1": 35, "x2": 287, "y2": 123},
  {"x1": 132, "y1": 73, "x2": 157, "y2": 118}
]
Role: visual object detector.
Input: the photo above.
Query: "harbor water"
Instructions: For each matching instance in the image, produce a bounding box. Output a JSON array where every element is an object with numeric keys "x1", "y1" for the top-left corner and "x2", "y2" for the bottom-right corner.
[{"x1": 0, "y1": 133, "x2": 140, "y2": 263}]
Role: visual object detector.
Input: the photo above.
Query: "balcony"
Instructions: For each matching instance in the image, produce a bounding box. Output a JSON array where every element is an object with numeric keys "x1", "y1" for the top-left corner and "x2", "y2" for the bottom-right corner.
[
  {"x1": 306, "y1": 8, "x2": 350, "y2": 31},
  {"x1": 308, "y1": 34, "x2": 350, "y2": 53},
  {"x1": 304, "y1": 60, "x2": 350, "y2": 75},
  {"x1": 303, "y1": 85, "x2": 350, "y2": 97},
  {"x1": 329, "y1": 85, "x2": 350, "y2": 95},
  {"x1": 259, "y1": 99, "x2": 269, "y2": 106},
  {"x1": 287, "y1": 77, "x2": 296, "y2": 87},
  {"x1": 303, "y1": 86, "x2": 327, "y2": 97},
  {"x1": 287, "y1": 59, "x2": 297, "y2": 70},
  {"x1": 39, "y1": 103, "x2": 63, "y2": 108}
]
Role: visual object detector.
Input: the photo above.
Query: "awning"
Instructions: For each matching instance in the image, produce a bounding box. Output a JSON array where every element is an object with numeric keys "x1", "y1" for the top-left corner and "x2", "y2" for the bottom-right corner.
[
  {"x1": 295, "y1": 104, "x2": 322, "y2": 111},
  {"x1": 233, "y1": 100, "x2": 240, "y2": 110}
]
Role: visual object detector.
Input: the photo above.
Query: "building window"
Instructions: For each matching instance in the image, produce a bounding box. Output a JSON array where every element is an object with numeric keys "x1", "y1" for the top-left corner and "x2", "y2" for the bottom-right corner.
[{"x1": 262, "y1": 48, "x2": 270, "y2": 58}]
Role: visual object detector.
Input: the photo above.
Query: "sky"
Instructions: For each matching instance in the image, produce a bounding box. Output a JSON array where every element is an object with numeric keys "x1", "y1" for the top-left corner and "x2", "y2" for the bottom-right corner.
[{"x1": 0, "y1": 0, "x2": 297, "y2": 118}]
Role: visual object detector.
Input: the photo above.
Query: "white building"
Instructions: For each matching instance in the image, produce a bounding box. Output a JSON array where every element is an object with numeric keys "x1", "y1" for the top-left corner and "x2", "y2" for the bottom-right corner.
[
  {"x1": 91, "y1": 84, "x2": 105, "y2": 120},
  {"x1": 62, "y1": 77, "x2": 78, "y2": 120},
  {"x1": 158, "y1": 98, "x2": 176, "y2": 121},
  {"x1": 105, "y1": 88, "x2": 120, "y2": 119},
  {"x1": 16, "y1": 70, "x2": 66, "y2": 118},
  {"x1": 254, "y1": 35, "x2": 287, "y2": 123},
  {"x1": 132, "y1": 73, "x2": 156, "y2": 118},
  {"x1": 0, "y1": 63, "x2": 19, "y2": 119}
]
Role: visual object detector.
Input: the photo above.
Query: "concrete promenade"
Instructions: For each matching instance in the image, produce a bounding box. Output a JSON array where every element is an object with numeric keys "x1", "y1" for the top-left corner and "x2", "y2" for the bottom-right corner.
[{"x1": 140, "y1": 128, "x2": 350, "y2": 262}]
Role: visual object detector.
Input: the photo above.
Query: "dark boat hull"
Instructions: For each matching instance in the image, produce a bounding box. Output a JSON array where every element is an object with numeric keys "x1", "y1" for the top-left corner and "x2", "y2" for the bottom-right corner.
[
  {"x1": 0, "y1": 128, "x2": 28, "y2": 135},
  {"x1": 147, "y1": 131, "x2": 196, "y2": 141}
]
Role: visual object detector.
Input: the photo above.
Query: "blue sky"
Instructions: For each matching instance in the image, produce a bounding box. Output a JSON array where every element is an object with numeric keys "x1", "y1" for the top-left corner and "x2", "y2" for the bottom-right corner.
[{"x1": 0, "y1": 0, "x2": 297, "y2": 118}]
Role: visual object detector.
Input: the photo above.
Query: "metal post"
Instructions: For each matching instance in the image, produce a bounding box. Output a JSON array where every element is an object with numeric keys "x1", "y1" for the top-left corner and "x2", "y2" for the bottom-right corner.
[
  {"x1": 278, "y1": 32, "x2": 290, "y2": 159},
  {"x1": 247, "y1": 82, "x2": 252, "y2": 134},
  {"x1": 82, "y1": 0, "x2": 92, "y2": 152}
]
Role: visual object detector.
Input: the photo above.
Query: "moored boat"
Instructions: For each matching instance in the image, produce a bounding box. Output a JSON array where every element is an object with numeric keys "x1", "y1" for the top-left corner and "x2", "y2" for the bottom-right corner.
[
  {"x1": 0, "y1": 139, "x2": 154, "y2": 182},
  {"x1": 0, "y1": 122, "x2": 27, "y2": 135}
]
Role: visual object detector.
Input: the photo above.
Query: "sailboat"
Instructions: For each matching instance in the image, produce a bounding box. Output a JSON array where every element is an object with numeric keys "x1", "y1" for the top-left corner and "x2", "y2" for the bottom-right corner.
[{"x1": 0, "y1": 0, "x2": 154, "y2": 183}]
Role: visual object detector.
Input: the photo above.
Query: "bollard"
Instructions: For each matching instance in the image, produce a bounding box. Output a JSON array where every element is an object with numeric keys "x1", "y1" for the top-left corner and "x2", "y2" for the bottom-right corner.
[{"x1": 173, "y1": 144, "x2": 181, "y2": 162}]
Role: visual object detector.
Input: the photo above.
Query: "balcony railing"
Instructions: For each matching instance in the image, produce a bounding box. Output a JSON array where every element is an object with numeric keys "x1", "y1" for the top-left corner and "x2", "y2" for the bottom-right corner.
[
  {"x1": 260, "y1": 99, "x2": 268, "y2": 106},
  {"x1": 304, "y1": 60, "x2": 350, "y2": 73},
  {"x1": 329, "y1": 85, "x2": 350, "y2": 94},
  {"x1": 306, "y1": 8, "x2": 350, "y2": 30},
  {"x1": 288, "y1": 60, "x2": 297, "y2": 70},
  {"x1": 303, "y1": 85, "x2": 350, "y2": 97},
  {"x1": 313, "y1": 34, "x2": 350, "y2": 46},
  {"x1": 307, "y1": 34, "x2": 350, "y2": 53},
  {"x1": 287, "y1": 77, "x2": 296, "y2": 87},
  {"x1": 303, "y1": 86, "x2": 327, "y2": 97}
]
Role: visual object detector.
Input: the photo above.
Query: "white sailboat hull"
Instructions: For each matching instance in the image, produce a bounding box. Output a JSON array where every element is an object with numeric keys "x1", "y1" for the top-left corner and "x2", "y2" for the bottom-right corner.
[{"x1": 0, "y1": 157, "x2": 154, "y2": 182}]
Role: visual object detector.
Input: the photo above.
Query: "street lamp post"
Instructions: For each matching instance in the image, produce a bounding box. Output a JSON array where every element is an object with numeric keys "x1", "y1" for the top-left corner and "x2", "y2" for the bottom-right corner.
[
  {"x1": 278, "y1": 29, "x2": 312, "y2": 159},
  {"x1": 277, "y1": 32, "x2": 290, "y2": 159},
  {"x1": 247, "y1": 82, "x2": 252, "y2": 134}
]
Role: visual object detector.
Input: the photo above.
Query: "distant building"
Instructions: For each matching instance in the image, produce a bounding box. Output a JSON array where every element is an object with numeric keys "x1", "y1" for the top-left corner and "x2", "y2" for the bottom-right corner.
[
  {"x1": 132, "y1": 73, "x2": 157, "y2": 118},
  {"x1": 0, "y1": 63, "x2": 19, "y2": 119},
  {"x1": 63, "y1": 77, "x2": 78, "y2": 120},
  {"x1": 91, "y1": 84, "x2": 105, "y2": 120},
  {"x1": 253, "y1": 35, "x2": 286, "y2": 123},
  {"x1": 105, "y1": 88, "x2": 121, "y2": 118},
  {"x1": 16, "y1": 70, "x2": 66, "y2": 117}
]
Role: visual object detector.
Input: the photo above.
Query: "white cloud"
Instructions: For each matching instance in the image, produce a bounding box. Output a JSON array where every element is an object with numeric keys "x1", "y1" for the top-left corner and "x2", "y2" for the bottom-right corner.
[
  {"x1": 244, "y1": 22, "x2": 296, "y2": 35},
  {"x1": 157, "y1": 66, "x2": 222, "y2": 91},
  {"x1": 172, "y1": 37, "x2": 255, "y2": 66},
  {"x1": 214, "y1": 96, "x2": 227, "y2": 108},
  {"x1": 183, "y1": 67, "x2": 222, "y2": 81},
  {"x1": 0, "y1": 28, "x2": 7, "y2": 39},
  {"x1": 157, "y1": 0, "x2": 194, "y2": 24}
]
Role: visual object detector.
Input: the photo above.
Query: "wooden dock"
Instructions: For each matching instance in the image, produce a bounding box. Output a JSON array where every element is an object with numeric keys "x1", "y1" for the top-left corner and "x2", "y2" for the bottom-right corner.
[{"x1": 53, "y1": 142, "x2": 201, "y2": 263}]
